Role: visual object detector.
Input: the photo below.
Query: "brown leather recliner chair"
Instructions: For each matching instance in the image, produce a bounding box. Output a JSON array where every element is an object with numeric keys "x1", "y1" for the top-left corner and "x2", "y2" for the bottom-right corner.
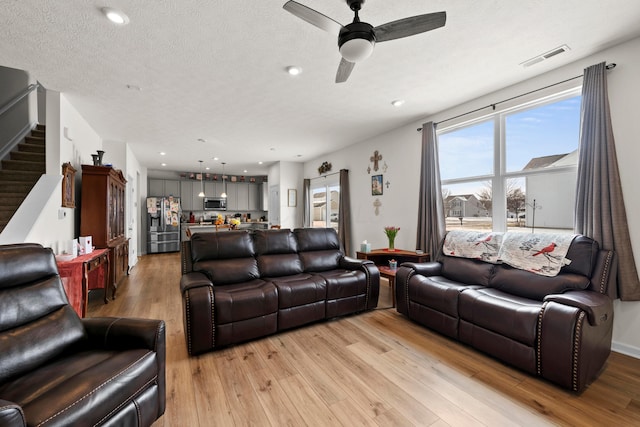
[{"x1": 0, "y1": 244, "x2": 165, "y2": 426}]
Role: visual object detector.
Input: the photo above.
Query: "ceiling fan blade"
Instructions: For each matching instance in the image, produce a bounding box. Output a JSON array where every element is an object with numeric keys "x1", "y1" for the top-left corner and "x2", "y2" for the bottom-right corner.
[
  {"x1": 335, "y1": 58, "x2": 355, "y2": 83},
  {"x1": 374, "y1": 11, "x2": 446, "y2": 43},
  {"x1": 283, "y1": 1, "x2": 343, "y2": 34}
]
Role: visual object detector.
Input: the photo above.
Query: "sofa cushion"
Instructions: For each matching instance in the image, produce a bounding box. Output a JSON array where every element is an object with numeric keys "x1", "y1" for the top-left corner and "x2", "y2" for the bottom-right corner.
[
  {"x1": 295, "y1": 228, "x2": 342, "y2": 272},
  {"x1": 0, "y1": 349, "x2": 158, "y2": 427},
  {"x1": 271, "y1": 274, "x2": 327, "y2": 309},
  {"x1": 490, "y1": 265, "x2": 590, "y2": 300},
  {"x1": 316, "y1": 269, "x2": 367, "y2": 300},
  {"x1": 194, "y1": 258, "x2": 260, "y2": 286},
  {"x1": 408, "y1": 275, "x2": 478, "y2": 317},
  {"x1": 442, "y1": 230, "x2": 503, "y2": 263},
  {"x1": 440, "y1": 256, "x2": 494, "y2": 287},
  {"x1": 458, "y1": 287, "x2": 543, "y2": 346},
  {"x1": 213, "y1": 280, "x2": 278, "y2": 324},
  {"x1": 254, "y1": 229, "x2": 303, "y2": 277},
  {"x1": 190, "y1": 232, "x2": 255, "y2": 261}
]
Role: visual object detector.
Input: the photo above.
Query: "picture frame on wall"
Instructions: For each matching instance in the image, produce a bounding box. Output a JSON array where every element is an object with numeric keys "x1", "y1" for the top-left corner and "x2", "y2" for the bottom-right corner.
[
  {"x1": 61, "y1": 162, "x2": 76, "y2": 208},
  {"x1": 371, "y1": 174, "x2": 383, "y2": 196},
  {"x1": 288, "y1": 189, "x2": 297, "y2": 207}
]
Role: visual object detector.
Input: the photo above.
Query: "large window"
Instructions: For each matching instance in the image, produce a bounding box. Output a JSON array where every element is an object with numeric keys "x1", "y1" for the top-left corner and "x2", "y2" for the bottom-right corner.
[
  {"x1": 310, "y1": 177, "x2": 340, "y2": 231},
  {"x1": 438, "y1": 91, "x2": 581, "y2": 233}
]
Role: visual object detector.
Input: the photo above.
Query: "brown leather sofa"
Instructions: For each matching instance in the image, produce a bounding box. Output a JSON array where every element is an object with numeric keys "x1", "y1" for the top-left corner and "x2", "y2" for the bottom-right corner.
[
  {"x1": 180, "y1": 228, "x2": 380, "y2": 355},
  {"x1": 395, "y1": 234, "x2": 616, "y2": 392},
  {"x1": 0, "y1": 244, "x2": 165, "y2": 427}
]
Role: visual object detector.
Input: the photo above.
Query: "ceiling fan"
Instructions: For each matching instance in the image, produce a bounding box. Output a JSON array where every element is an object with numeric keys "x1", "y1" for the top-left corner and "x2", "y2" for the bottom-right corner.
[{"x1": 283, "y1": 0, "x2": 446, "y2": 83}]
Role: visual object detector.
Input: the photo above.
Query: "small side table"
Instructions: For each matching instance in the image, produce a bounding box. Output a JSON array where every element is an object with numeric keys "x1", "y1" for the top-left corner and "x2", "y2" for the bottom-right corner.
[
  {"x1": 56, "y1": 248, "x2": 110, "y2": 317},
  {"x1": 378, "y1": 266, "x2": 397, "y2": 308}
]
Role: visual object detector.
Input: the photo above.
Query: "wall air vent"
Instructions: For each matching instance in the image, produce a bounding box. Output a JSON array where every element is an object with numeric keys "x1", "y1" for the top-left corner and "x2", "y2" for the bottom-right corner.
[{"x1": 520, "y1": 44, "x2": 571, "y2": 67}]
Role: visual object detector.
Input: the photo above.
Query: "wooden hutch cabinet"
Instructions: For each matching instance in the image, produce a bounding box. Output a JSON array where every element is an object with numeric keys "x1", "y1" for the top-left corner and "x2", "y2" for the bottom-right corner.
[{"x1": 80, "y1": 165, "x2": 129, "y2": 299}]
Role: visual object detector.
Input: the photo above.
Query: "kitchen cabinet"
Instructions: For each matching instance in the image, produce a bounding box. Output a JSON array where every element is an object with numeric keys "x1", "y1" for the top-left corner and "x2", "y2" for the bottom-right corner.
[
  {"x1": 80, "y1": 165, "x2": 129, "y2": 299},
  {"x1": 149, "y1": 178, "x2": 180, "y2": 197},
  {"x1": 180, "y1": 181, "x2": 193, "y2": 211},
  {"x1": 248, "y1": 184, "x2": 260, "y2": 211},
  {"x1": 236, "y1": 183, "x2": 249, "y2": 210}
]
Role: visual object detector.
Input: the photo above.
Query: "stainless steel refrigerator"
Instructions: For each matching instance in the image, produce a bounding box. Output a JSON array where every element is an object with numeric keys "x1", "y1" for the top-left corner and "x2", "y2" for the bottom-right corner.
[{"x1": 147, "y1": 197, "x2": 181, "y2": 253}]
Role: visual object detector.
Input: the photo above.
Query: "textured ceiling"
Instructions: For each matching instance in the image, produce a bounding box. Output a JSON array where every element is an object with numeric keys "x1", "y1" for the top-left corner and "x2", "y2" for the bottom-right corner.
[{"x1": 2, "y1": 1, "x2": 640, "y2": 176}]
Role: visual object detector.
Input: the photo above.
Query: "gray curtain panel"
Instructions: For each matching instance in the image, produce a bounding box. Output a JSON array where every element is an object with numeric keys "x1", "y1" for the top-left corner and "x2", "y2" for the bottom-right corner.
[
  {"x1": 417, "y1": 122, "x2": 446, "y2": 260},
  {"x1": 338, "y1": 169, "x2": 351, "y2": 255},
  {"x1": 303, "y1": 178, "x2": 310, "y2": 228},
  {"x1": 574, "y1": 62, "x2": 640, "y2": 300}
]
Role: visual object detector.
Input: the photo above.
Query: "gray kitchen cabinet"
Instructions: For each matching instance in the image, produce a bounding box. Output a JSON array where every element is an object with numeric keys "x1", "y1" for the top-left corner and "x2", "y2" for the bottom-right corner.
[
  {"x1": 149, "y1": 179, "x2": 180, "y2": 198},
  {"x1": 148, "y1": 179, "x2": 164, "y2": 197},
  {"x1": 180, "y1": 181, "x2": 193, "y2": 211},
  {"x1": 236, "y1": 183, "x2": 249, "y2": 211},
  {"x1": 225, "y1": 182, "x2": 238, "y2": 210},
  {"x1": 248, "y1": 184, "x2": 260, "y2": 211}
]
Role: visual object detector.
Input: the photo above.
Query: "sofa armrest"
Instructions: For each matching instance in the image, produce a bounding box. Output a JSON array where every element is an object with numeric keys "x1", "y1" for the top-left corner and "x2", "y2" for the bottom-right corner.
[
  {"x1": 180, "y1": 271, "x2": 213, "y2": 293},
  {"x1": 82, "y1": 317, "x2": 165, "y2": 352},
  {"x1": 544, "y1": 291, "x2": 612, "y2": 326},
  {"x1": 399, "y1": 262, "x2": 442, "y2": 277},
  {"x1": 0, "y1": 400, "x2": 25, "y2": 427},
  {"x1": 339, "y1": 256, "x2": 374, "y2": 270}
]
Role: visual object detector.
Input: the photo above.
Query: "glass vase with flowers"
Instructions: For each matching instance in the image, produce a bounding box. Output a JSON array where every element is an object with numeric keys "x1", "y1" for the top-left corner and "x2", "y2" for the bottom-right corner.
[{"x1": 384, "y1": 226, "x2": 400, "y2": 251}]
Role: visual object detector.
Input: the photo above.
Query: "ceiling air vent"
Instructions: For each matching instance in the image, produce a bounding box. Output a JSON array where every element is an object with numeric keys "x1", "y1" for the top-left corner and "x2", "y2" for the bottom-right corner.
[{"x1": 520, "y1": 45, "x2": 570, "y2": 67}]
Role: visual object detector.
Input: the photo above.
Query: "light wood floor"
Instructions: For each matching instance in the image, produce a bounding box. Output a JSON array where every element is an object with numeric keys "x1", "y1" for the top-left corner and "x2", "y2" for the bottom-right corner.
[{"x1": 88, "y1": 253, "x2": 640, "y2": 426}]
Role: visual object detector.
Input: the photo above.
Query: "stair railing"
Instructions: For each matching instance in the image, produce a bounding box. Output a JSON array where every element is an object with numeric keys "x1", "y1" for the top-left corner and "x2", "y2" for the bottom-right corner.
[
  {"x1": 0, "y1": 83, "x2": 40, "y2": 119},
  {"x1": 0, "y1": 82, "x2": 42, "y2": 163}
]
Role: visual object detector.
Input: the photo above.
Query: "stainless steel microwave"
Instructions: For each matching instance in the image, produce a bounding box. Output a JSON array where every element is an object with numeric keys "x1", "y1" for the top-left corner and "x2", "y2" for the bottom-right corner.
[{"x1": 203, "y1": 197, "x2": 227, "y2": 211}]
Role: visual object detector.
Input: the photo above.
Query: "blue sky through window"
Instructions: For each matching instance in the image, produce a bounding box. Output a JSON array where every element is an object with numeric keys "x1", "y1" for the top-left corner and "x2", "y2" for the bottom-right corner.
[{"x1": 439, "y1": 95, "x2": 581, "y2": 196}]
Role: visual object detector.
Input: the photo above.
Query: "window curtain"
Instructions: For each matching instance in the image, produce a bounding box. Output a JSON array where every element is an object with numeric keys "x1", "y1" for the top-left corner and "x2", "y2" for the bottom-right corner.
[
  {"x1": 416, "y1": 122, "x2": 446, "y2": 260},
  {"x1": 574, "y1": 62, "x2": 640, "y2": 300},
  {"x1": 338, "y1": 169, "x2": 351, "y2": 255},
  {"x1": 302, "y1": 178, "x2": 310, "y2": 228}
]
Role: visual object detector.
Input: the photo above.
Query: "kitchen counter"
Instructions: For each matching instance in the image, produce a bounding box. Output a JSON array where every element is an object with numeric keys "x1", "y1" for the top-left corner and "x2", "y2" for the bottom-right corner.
[{"x1": 182, "y1": 222, "x2": 269, "y2": 240}]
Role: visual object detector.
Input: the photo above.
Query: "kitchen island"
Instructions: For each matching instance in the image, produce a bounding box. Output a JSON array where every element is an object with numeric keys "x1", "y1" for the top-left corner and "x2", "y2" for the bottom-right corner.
[{"x1": 182, "y1": 221, "x2": 269, "y2": 240}]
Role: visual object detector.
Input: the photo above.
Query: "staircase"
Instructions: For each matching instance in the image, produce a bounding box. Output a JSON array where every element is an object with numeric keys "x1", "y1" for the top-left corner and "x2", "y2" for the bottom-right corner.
[{"x1": 0, "y1": 124, "x2": 46, "y2": 233}]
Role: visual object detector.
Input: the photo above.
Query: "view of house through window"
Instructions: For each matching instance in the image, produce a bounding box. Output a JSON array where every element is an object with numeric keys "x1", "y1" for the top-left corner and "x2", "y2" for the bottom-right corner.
[
  {"x1": 310, "y1": 177, "x2": 340, "y2": 231},
  {"x1": 439, "y1": 91, "x2": 581, "y2": 234}
]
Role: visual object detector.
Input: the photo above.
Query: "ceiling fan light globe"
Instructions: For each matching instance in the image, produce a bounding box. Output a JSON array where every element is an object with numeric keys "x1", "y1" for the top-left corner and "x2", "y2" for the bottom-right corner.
[{"x1": 339, "y1": 38, "x2": 374, "y2": 62}]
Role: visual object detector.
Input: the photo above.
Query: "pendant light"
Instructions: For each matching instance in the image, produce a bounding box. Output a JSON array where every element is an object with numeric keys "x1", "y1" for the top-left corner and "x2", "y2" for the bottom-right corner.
[
  {"x1": 220, "y1": 162, "x2": 227, "y2": 198},
  {"x1": 198, "y1": 160, "x2": 205, "y2": 197}
]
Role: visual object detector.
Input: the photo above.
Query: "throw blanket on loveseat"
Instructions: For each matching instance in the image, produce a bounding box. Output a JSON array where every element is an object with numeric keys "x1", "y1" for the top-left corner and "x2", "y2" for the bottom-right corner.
[
  {"x1": 498, "y1": 232, "x2": 577, "y2": 277},
  {"x1": 443, "y1": 230, "x2": 577, "y2": 277}
]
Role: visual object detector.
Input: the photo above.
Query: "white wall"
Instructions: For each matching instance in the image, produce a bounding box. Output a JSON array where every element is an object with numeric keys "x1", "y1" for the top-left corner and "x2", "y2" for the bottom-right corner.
[
  {"x1": 279, "y1": 161, "x2": 303, "y2": 229},
  {"x1": 304, "y1": 36, "x2": 640, "y2": 357}
]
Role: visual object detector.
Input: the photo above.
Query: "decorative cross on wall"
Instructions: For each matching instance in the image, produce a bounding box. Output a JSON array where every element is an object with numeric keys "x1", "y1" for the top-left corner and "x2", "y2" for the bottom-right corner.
[
  {"x1": 373, "y1": 198, "x2": 382, "y2": 215},
  {"x1": 370, "y1": 150, "x2": 382, "y2": 171}
]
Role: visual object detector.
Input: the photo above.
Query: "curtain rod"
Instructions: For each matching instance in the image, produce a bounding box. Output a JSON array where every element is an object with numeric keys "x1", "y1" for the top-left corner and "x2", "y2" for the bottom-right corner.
[
  {"x1": 311, "y1": 171, "x2": 340, "y2": 180},
  {"x1": 417, "y1": 62, "x2": 616, "y2": 132}
]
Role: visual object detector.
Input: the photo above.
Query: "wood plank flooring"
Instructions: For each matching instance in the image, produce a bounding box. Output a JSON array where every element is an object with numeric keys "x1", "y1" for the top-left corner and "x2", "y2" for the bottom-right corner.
[{"x1": 87, "y1": 252, "x2": 640, "y2": 426}]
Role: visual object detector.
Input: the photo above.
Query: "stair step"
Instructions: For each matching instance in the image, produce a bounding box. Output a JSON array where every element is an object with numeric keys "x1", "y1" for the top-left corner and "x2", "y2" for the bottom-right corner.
[
  {"x1": 2, "y1": 159, "x2": 45, "y2": 173},
  {"x1": 0, "y1": 211, "x2": 15, "y2": 222},
  {"x1": 36, "y1": 124, "x2": 45, "y2": 131},
  {"x1": 10, "y1": 151, "x2": 45, "y2": 162},
  {"x1": 25, "y1": 136, "x2": 44, "y2": 145},
  {"x1": 31, "y1": 129, "x2": 45, "y2": 138},
  {"x1": 0, "y1": 170, "x2": 41, "y2": 182},
  {"x1": 0, "y1": 181, "x2": 33, "y2": 192},
  {"x1": 0, "y1": 193, "x2": 25, "y2": 203},
  {"x1": 17, "y1": 143, "x2": 45, "y2": 153}
]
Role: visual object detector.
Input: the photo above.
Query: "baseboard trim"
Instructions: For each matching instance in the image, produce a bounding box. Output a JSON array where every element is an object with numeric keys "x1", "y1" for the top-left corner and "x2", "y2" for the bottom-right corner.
[{"x1": 612, "y1": 341, "x2": 640, "y2": 359}]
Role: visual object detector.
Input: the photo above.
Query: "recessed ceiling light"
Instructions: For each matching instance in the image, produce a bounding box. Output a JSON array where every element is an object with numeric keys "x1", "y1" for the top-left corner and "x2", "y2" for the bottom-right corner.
[
  {"x1": 286, "y1": 66, "x2": 302, "y2": 76},
  {"x1": 159, "y1": 152, "x2": 166, "y2": 156},
  {"x1": 161, "y1": 163, "x2": 167, "y2": 167},
  {"x1": 243, "y1": 169, "x2": 248, "y2": 173},
  {"x1": 391, "y1": 99, "x2": 405, "y2": 107},
  {"x1": 213, "y1": 157, "x2": 219, "y2": 161},
  {"x1": 258, "y1": 161, "x2": 263, "y2": 165},
  {"x1": 101, "y1": 7, "x2": 130, "y2": 25},
  {"x1": 205, "y1": 167, "x2": 210, "y2": 170}
]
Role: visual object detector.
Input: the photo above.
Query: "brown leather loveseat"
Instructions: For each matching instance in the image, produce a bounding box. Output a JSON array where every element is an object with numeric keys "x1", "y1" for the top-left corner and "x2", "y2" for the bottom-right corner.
[
  {"x1": 180, "y1": 228, "x2": 380, "y2": 355},
  {"x1": 0, "y1": 244, "x2": 166, "y2": 426},
  {"x1": 396, "y1": 232, "x2": 616, "y2": 392}
]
